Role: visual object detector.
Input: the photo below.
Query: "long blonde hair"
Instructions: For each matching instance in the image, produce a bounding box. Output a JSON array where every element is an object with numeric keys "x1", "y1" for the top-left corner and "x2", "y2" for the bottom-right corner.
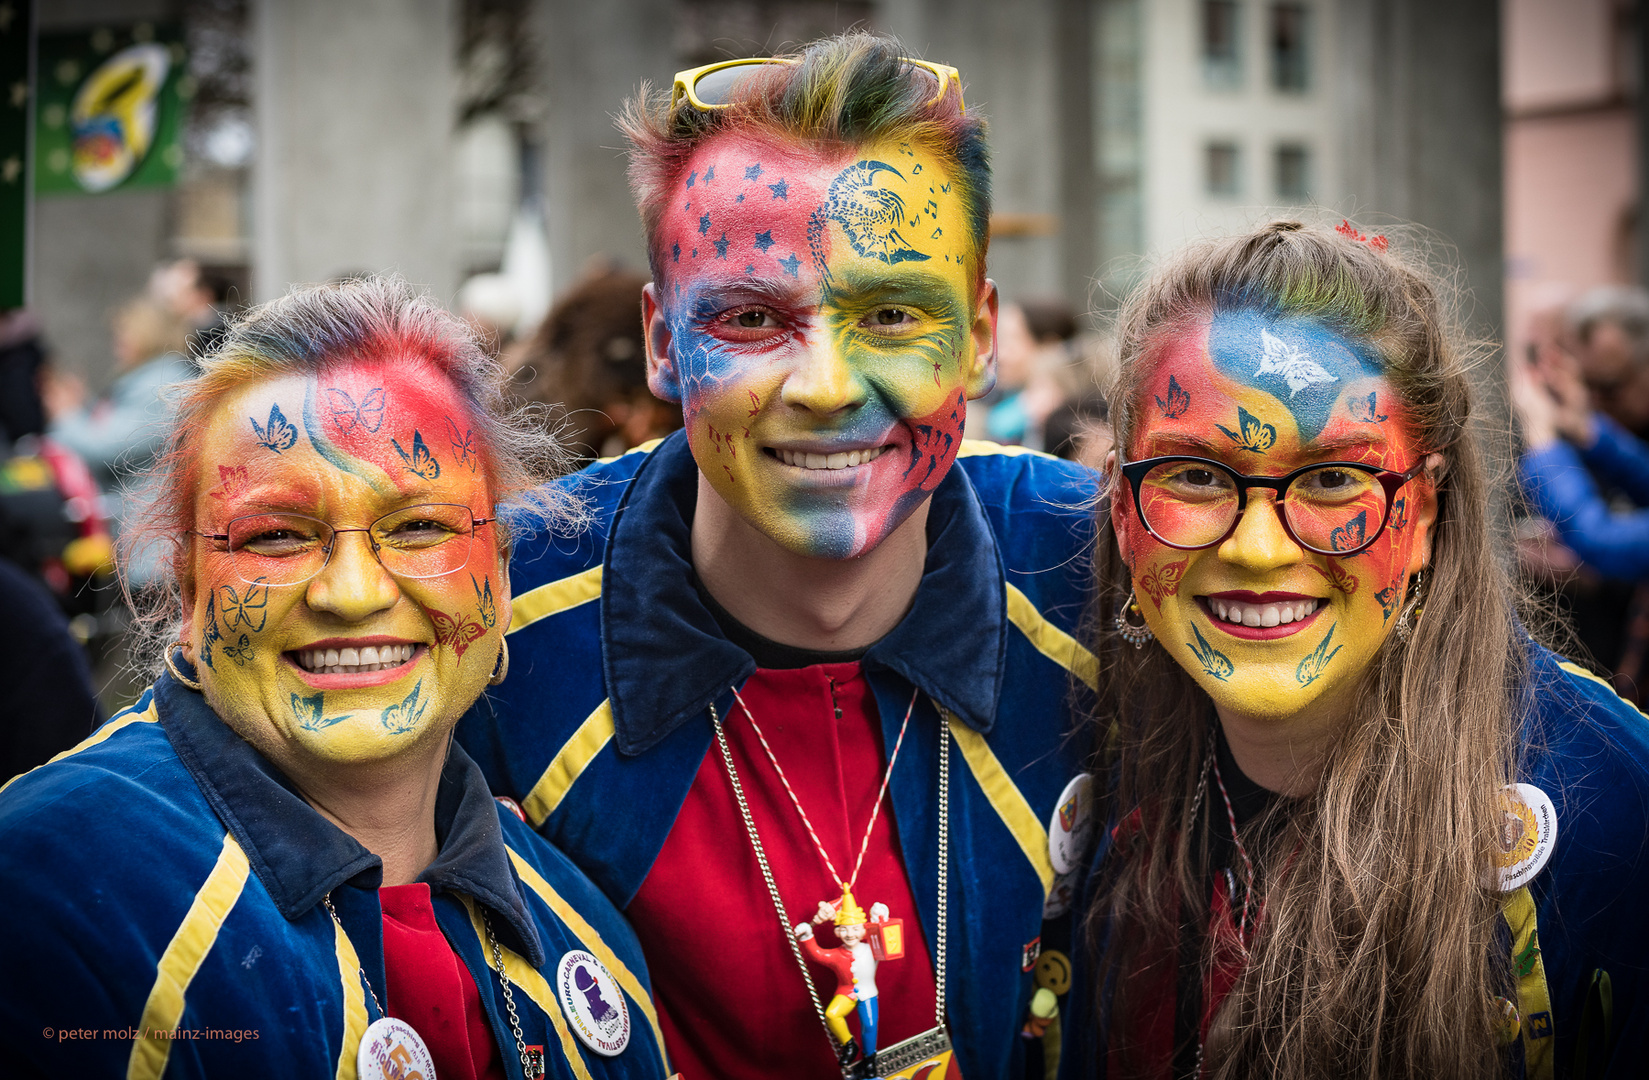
[{"x1": 1085, "y1": 220, "x2": 1520, "y2": 1078}]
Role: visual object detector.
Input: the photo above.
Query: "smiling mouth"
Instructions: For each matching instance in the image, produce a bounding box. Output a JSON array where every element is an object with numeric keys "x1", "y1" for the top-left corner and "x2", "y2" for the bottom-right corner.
[
  {"x1": 1202, "y1": 596, "x2": 1325, "y2": 629},
  {"x1": 292, "y1": 644, "x2": 418, "y2": 675},
  {"x1": 768, "y1": 445, "x2": 889, "y2": 470}
]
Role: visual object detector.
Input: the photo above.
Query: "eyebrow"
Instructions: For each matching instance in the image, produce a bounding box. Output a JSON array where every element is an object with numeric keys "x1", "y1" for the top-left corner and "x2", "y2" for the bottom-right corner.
[
  {"x1": 1143, "y1": 432, "x2": 1392, "y2": 458},
  {"x1": 687, "y1": 277, "x2": 810, "y2": 315},
  {"x1": 824, "y1": 265, "x2": 967, "y2": 309}
]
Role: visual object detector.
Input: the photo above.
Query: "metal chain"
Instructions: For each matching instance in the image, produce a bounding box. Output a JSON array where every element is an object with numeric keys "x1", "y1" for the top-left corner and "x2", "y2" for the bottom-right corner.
[
  {"x1": 482, "y1": 907, "x2": 542, "y2": 1080},
  {"x1": 322, "y1": 892, "x2": 385, "y2": 1020},
  {"x1": 711, "y1": 703, "x2": 838, "y2": 1045},
  {"x1": 730, "y1": 684, "x2": 918, "y2": 892},
  {"x1": 713, "y1": 696, "x2": 954, "y2": 1054},
  {"x1": 934, "y1": 710, "x2": 950, "y2": 1030}
]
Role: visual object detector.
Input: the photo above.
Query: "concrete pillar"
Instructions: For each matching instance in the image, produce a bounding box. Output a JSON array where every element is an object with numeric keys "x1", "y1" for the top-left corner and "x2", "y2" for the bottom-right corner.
[
  {"x1": 531, "y1": 0, "x2": 674, "y2": 285},
  {"x1": 253, "y1": 0, "x2": 458, "y2": 302}
]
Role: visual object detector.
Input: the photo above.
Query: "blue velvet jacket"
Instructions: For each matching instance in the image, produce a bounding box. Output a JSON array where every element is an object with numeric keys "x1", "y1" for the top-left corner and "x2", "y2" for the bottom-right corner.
[
  {"x1": 1062, "y1": 642, "x2": 1649, "y2": 1080},
  {"x1": 457, "y1": 432, "x2": 1101, "y2": 1079},
  {"x1": 0, "y1": 665, "x2": 671, "y2": 1080}
]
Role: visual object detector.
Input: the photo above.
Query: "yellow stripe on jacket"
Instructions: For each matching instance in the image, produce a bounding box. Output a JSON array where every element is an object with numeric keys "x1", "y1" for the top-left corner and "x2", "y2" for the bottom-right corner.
[{"x1": 127, "y1": 833, "x2": 251, "y2": 1080}]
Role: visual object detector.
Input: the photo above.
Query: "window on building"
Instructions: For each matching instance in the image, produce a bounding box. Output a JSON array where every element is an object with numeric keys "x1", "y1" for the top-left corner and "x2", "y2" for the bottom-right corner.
[
  {"x1": 1202, "y1": 1, "x2": 1241, "y2": 88},
  {"x1": 1206, "y1": 141, "x2": 1241, "y2": 196},
  {"x1": 1270, "y1": 3, "x2": 1310, "y2": 92},
  {"x1": 1275, "y1": 142, "x2": 1310, "y2": 201}
]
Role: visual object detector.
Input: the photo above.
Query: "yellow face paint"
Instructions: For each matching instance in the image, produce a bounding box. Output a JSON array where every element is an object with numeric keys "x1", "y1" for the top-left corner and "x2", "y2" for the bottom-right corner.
[
  {"x1": 1114, "y1": 312, "x2": 1436, "y2": 724},
  {"x1": 650, "y1": 132, "x2": 994, "y2": 559},
  {"x1": 188, "y1": 362, "x2": 507, "y2": 766}
]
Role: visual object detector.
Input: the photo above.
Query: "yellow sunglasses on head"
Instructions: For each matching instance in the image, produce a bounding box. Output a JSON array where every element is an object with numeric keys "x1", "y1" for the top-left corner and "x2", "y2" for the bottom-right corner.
[{"x1": 670, "y1": 55, "x2": 964, "y2": 113}]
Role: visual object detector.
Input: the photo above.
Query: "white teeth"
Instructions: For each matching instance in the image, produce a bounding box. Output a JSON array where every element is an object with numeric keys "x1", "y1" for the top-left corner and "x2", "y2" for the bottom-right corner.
[
  {"x1": 296, "y1": 644, "x2": 416, "y2": 674},
  {"x1": 1210, "y1": 599, "x2": 1322, "y2": 627},
  {"x1": 776, "y1": 446, "x2": 886, "y2": 470}
]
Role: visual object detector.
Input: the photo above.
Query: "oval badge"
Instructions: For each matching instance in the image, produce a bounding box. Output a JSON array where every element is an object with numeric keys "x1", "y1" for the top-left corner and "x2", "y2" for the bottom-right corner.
[
  {"x1": 357, "y1": 1016, "x2": 436, "y2": 1080},
  {"x1": 1048, "y1": 773, "x2": 1095, "y2": 877},
  {"x1": 1494, "y1": 783, "x2": 1557, "y2": 892},
  {"x1": 557, "y1": 949, "x2": 630, "y2": 1056}
]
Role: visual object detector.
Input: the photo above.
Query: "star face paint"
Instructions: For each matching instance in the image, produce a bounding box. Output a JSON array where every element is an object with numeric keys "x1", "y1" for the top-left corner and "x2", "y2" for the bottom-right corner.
[
  {"x1": 649, "y1": 132, "x2": 993, "y2": 559},
  {"x1": 189, "y1": 360, "x2": 507, "y2": 766},
  {"x1": 1114, "y1": 311, "x2": 1436, "y2": 724}
]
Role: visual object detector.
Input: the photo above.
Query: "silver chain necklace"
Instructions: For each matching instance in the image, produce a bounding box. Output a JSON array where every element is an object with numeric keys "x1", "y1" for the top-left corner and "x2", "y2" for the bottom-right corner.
[
  {"x1": 323, "y1": 891, "x2": 544, "y2": 1080},
  {"x1": 710, "y1": 699, "x2": 952, "y2": 1078}
]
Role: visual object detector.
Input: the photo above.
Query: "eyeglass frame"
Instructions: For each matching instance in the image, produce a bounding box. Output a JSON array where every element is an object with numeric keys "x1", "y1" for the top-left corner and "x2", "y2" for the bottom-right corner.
[
  {"x1": 670, "y1": 55, "x2": 964, "y2": 113},
  {"x1": 193, "y1": 503, "x2": 498, "y2": 587},
  {"x1": 1116, "y1": 454, "x2": 1430, "y2": 557}
]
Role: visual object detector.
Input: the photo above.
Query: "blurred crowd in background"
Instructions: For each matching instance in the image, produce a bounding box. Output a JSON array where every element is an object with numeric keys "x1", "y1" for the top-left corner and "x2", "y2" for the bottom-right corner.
[{"x1": 3, "y1": 0, "x2": 1644, "y2": 778}]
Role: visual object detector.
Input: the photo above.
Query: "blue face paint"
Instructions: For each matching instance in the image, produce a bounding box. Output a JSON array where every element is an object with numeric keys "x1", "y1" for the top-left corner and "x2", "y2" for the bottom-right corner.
[{"x1": 1207, "y1": 310, "x2": 1384, "y2": 442}]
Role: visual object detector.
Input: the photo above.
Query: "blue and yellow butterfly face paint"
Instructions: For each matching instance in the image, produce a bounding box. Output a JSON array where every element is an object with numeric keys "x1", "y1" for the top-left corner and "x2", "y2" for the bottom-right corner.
[
  {"x1": 1112, "y1": 310, "x2": 1438, "y2": 730},
  {"x1": 187, "y1": 360, "x2": 509, "y2": 771},
  {"x1": 648, "y1": 132, "x2": 996, "y2": 559}
]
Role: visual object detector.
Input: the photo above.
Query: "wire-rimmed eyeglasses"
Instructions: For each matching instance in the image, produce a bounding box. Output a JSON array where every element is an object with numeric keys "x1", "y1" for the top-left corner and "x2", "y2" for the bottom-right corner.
[{"x1": 194, "y1": 503, "x2": 497, "y2": 586}]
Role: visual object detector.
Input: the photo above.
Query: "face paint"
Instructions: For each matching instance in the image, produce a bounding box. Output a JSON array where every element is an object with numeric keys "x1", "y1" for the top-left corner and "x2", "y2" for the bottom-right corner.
[
  {"x1": 1114, "y1": 311, "x2": 1435, "y2": 724},
  {"x1": 649, "y1": 132, "x2": 993, "y2": 559},
  {"x1": 189, "y1": 360, "x2": 507, "y2": 766}
]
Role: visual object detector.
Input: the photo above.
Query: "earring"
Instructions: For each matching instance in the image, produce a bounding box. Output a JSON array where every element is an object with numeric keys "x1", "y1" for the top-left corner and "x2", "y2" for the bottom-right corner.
[
  {"x1": 1394, "y1": 569, "x2": 1428, "y2": 643},
  {"x1": 1115, "y1": 589, "x2": 1154, "y2": 649},
  {"x1": 488, "y1": 639, "x2": 510, "y2": 685},
  {"x1": 163, "y1": 640, "x2": 204, "y2": 691}
]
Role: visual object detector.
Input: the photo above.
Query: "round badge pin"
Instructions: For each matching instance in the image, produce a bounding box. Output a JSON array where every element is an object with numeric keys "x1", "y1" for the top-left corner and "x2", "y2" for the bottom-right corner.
[
  {"x1": 557, "y1": 949, "x2": 631, "y2": 1056},
  {"x1": 1048, "y1": 773, "x2": 1095, "y2": 877},
  {"x1": 357, "y1": 1017, "x2": 436, "y2": 1080},
  {"x1": 1494, "y1": 782, "x2": 1557, "y2": 892}
]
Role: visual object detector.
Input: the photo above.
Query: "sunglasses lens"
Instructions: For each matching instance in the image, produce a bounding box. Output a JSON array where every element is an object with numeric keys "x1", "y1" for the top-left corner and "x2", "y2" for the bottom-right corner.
[{"x1": 690, "y1": 64, "x2": 765, "y2": 107}]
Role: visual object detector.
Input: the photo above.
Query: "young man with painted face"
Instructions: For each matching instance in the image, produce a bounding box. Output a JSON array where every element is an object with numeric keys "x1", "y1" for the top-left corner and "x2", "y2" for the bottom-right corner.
[{"x1": 457, "y1": 34, "x2": 1099, "y2": 1080}]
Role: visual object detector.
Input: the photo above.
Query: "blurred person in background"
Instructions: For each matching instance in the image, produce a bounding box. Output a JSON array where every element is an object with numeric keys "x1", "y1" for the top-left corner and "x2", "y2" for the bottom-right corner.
[
  {"x1": 0, "y1": 310, "x2": 104, "y2": 778},
  {"x1": 43, "y1": 296, "x2": 193, "y2": 585},
  {"x1": 1512, "y1": 287, "x2": 1649, "y2": 699},
  {"x1": 977, "y1": 298, "x2": 1079, "y2": 449},
  {"x1": 151, "y1": 257, "x2": 237, "y2": 361},
  {"x1": 507, "y1": 266, "x2": 681, "y2": 459}
]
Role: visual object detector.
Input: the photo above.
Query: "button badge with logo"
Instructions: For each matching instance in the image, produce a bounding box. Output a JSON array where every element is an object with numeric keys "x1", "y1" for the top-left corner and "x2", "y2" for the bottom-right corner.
[
  {"x1": 357, "y1": 1017, "x2": 436, "y2": 1080},
  {"x1": 1048, "y1": 773, "x2": 1095, "y2": 878},
  {"x1": 1494, "y1": 783, "x2": 1557, "y2": 891},
  {"x1": 556, "y1": 950, "x2": 631, "y2": 1056}
]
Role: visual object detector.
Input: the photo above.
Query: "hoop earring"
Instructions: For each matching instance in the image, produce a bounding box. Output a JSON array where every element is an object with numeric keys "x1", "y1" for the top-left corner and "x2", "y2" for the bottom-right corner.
[
  {"x1": 488, "y1": 639, "x2": 510, "y2": 685},
  {"x1": 1394, "y1": 568, "x2": 1428, "y2": 643},
  {"x1": 1115, "y1": 589, "x2": 1154, "y2": 649},
  {"x1": 163, "y1": 640, "x2": 203, "y2": 691}
]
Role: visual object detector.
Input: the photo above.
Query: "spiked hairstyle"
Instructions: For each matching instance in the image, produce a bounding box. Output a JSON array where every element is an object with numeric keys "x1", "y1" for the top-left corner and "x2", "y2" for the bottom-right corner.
[{"x1": 620, "y1": 32, "x2": 991, "y2": 289}]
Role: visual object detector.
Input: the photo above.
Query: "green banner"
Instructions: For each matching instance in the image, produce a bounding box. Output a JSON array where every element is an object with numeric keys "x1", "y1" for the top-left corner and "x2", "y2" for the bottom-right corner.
[
  {"x1": 0, "y1": 1, "x2": 31, "y2": 308},
  {"x1": 33, "y1": 22, "x2": 187, "y2": 196}
]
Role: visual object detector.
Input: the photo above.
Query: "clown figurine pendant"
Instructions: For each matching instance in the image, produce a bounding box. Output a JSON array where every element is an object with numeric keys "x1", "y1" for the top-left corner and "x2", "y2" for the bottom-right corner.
[{"x1": 792, "y1": 885, "x2": 905, "y2": 1075}]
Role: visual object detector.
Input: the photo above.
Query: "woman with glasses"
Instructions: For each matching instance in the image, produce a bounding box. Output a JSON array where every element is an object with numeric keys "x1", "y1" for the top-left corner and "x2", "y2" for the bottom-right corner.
[
  {"x1": 1075, "y1": 221, "x2": 1649, "y2": 1078},
  {"x1": 0, "y1": 277, "x2": 670, "y2": 1079}
]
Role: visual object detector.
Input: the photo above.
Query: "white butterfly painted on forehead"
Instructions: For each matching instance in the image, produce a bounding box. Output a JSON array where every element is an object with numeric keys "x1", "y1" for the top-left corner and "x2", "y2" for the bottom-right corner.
[{"x1": 1255, "y1": 328, "x2": 1338, "y2": 397}]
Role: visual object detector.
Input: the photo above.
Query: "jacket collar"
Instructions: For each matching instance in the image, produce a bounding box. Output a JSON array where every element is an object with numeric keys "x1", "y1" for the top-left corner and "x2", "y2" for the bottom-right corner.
[
  {"x1": 155, "y1": 663, "x2": 544, "y2": 966},
  {"x1": 602, "y1": 431, "x2": 1006, "y2": 756}
]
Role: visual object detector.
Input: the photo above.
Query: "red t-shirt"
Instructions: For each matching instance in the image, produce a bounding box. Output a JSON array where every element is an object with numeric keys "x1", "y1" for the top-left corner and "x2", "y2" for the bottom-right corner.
[
  {"x1": 380, "y1": 881, "x2": 506, "y2": 1080},
  {"x1": 628, "y1": 662, "x2": 944, "y2": 1079}
]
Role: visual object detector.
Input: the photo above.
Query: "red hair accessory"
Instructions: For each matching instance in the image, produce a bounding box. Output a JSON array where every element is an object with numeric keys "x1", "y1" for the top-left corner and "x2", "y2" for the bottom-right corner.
[{"x1": 1336, "y1": 220, "x2": 1388, "y2": 252}]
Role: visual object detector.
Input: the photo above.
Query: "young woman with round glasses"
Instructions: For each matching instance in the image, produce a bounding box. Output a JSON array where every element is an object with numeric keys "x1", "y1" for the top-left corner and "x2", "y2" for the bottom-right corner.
[{"x1": 1074, "y1": 220, "x2": 1649, "y2": 1078}]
